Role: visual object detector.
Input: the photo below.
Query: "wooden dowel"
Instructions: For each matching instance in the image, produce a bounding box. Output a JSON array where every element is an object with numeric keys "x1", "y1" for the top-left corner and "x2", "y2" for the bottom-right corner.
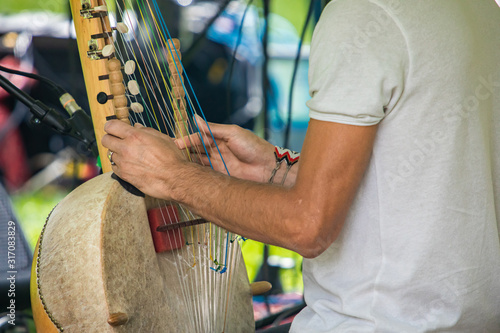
[
  {"x1": 108, "y1": 312, "x2": 129, "y2": 326},
  {"x1": 250, "y1": 281, "x2": 272, "y2": 296},
  {"x1": 156, "y1": 218, "x2": 208, "y2": 232}
]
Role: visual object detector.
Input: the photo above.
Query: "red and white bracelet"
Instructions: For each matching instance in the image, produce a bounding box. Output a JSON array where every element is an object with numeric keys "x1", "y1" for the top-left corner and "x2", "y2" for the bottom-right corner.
[{"x1": 268, "y1": 146, "x2": 300, "y2": 185}]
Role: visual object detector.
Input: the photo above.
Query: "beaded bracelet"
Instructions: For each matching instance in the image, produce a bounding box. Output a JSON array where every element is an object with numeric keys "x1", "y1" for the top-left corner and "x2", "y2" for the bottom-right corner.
[{"x1": 268, "y1": 146, "x2": 300, "y2": 185}]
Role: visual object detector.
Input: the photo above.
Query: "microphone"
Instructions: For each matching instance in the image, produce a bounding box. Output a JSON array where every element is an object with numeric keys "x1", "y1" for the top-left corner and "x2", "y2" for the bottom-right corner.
[
  {"x1": 59, "y1": 92, "x2": 99, "y2": 157},
  {"x1": 0, "y1": 66, "x2": 98, "y2": 157}
]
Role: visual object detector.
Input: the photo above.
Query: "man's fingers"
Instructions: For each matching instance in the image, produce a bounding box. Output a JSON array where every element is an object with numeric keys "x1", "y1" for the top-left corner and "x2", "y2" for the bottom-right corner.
[
  {"x1": 175, "y1": 133, "x2": 198, "y2": 149},
  {"x1": 102, "y1": 133, "x2": 125, "y2": 153},
  {"x1": 192, "y1": 114, "x2": 210, "y2": 133},
  {"x1": 198, "y1": 154, "x2": 214, "y2": 167},
  {"x1": 104, "y1": 119, "x2": 135, "y2": 139},
  {"x1": 175, "y1": 113, "x2": 236, "y2": 150},
  {"x1": 193, "y1": 114, "x2": 232, "y2": 142},
  {"x1": 176, "y1": 132, "x2": 214, "y2": 150},
  {"x1": 134, "y1": 122, "x2": 167, "y2": 138},
  {"x1": 182, "y1": 150, "x2": 220, "y2": 168}
]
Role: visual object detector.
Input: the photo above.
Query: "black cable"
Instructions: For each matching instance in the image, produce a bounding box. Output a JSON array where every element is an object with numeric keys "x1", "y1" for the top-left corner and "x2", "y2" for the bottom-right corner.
[
  {"x1": 284, "y1": 0, "x2": 315, "y2": 148},
  {"x1": 226, "y1": 0, "x2": 254, "y2": 120},
  {"x1": 0, "y1": 64, "x2": 65, "y2": 97}
]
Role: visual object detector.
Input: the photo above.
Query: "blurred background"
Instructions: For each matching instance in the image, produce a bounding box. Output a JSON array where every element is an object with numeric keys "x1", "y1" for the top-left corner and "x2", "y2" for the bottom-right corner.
[{"x1": 0, "y1": 0, "x2": 328, "y2": 331}]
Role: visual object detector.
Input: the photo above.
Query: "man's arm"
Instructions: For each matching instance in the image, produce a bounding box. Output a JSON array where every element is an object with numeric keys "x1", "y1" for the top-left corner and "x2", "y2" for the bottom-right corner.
[{"x1": 102, "y1": 119, "x2": 377, "y2": 258}]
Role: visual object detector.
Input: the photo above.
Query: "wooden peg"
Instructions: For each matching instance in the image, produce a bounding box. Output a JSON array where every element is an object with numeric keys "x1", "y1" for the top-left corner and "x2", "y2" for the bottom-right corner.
[
  {"x1": 171, "y1": 73, "x2": 183, "y2": 86},
  {"x1": 172, "y1": 98, "x2": 186, "y2": 113},
  {"x1": 250, "y1": 281, "x2": 272, "y2": 296},
  {"x1": 80, "y1": 4, "x2": 108, "y2": 19},
  {"x1": 115, "y1": 107, "x2": 129, "y2": 120},
  {"x1": 110, "y1": 82, "x2": 125, "y2": 96},
  {"x1": 167, "y1": 51, "x2": 181, "y2": 64},
  {"x1": 167, "y1": 38, "x2": 181, "y2": 50},
  {"x1": 175, "y1": 120, "x2": 188, "y2": 138},
  {"x1": 113, "y1": 95, "x2": 128, "y2": 109},
  {"x1": 130, "y1": 102, "x2": 144, "y2": 113},
  {"x1": 107, "y1": 58, "x2": 122, "y2": 72},
  {"x1": 168, "y1": 62, "x2": 183, "y2": 75},
  {"x1": 93, "y1": 5, "x2": 107, "y2": 12},
  {"x1": 172, "y1": 86, "x2": 185, "y2": 99},
  {"x1": 108, "y1": 312, "x2": 128, "y2": 327},
  {"x1": 102, "y1": 44, "x2": 115, "y2": 57},
  {"x1": 124, "y1": 60, "x2": 136, "y2": 75},
  {"x1": 115, "y1": 22, "x2": 129, "y2": 34},
  {"x1": 109, "y1": 71, "x2": 122, "y2": 83},
  {"x1": 127, "y1": 80, "x2": 140, "y2": 95}
]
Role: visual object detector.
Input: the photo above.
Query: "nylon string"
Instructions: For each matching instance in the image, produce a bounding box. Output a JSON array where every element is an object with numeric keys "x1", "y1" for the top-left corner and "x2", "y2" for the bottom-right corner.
[{"x1": 101, "y1": 0, "x2": 247, "y2": 331}]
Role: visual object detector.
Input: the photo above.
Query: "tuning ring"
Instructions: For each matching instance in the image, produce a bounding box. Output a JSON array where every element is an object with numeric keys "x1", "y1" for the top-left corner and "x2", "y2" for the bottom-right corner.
[{"x1": 108, "y1": 150, "x2": 116, "y2": 165}]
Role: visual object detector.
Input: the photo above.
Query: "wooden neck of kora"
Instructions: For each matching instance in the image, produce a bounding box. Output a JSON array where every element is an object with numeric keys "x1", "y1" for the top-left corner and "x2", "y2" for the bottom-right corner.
[{"x1": 69, "y1": 0, "x2": 185, "y2": 173}]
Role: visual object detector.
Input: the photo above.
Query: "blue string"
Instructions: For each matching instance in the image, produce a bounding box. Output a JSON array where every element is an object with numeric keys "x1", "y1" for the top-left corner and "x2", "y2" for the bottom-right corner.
[{"x1": 150, "y1": 0, "x2": 233, "y2": 273}]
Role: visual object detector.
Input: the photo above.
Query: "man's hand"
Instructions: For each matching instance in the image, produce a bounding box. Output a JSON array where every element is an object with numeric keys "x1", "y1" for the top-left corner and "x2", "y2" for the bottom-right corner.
[
  {"x1": 102, "y1": 120, "x2": 186, "y2": 200},
  {"x1": 176, "y1": 116, "x2": 276, "y2": 183}
]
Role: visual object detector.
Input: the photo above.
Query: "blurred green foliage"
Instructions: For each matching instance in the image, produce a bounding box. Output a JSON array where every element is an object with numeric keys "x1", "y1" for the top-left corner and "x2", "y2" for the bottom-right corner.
[
  {"x1": 270, "y1": 0, "x2": 315, "y2": 43},
  {"x1": 1, "y1": 0, "x2": 68, "y2": 14},
  {"x1": 12, "y1": 186, "x2": 69, "y2": 250},
  {"x1": 242, "y1": 239, "x2": 303, "y2": 292}
]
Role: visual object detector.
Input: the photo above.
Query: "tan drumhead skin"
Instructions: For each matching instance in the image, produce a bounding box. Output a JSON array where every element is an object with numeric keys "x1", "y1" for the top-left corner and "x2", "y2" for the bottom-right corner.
[{"x1": 32, "y1": 172, "x2": 253, "y2": 332}]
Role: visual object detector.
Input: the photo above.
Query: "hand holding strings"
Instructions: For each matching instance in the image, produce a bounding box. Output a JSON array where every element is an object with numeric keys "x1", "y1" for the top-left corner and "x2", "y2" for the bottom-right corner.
[
  {"x1": 102, "y1": 119, "x2": 186, "y2": 200},
  {"x1": 176, "y1": 115, "x2": 276, "y2": 183}
]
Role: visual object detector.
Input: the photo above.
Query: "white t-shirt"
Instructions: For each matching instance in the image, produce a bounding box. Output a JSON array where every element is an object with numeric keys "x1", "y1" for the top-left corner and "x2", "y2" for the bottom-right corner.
[{"x1": 292, "y1": 0, "x2": 500, "y2": 332}]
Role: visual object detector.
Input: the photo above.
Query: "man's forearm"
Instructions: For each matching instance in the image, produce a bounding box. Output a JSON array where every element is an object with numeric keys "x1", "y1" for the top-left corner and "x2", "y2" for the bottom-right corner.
[{"x1": 169, "y1": 161, "x2": 313, "y2": 256}]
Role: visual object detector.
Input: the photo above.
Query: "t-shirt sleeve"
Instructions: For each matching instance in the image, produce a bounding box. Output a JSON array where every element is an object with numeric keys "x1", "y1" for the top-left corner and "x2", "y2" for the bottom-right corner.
[{"x1": 307, "y1": 0, "x2": 409, "y2": 126}]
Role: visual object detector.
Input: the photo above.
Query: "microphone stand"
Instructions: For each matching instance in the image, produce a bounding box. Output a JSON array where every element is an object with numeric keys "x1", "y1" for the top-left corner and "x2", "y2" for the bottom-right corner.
[{"x1": 0, "y1": 73, "x2": 98, "y2": 157}]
